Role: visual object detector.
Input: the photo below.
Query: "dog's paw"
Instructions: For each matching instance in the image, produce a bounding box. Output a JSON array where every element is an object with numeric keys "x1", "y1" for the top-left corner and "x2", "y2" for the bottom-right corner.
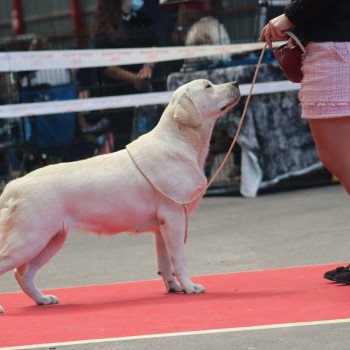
[
  {"x1": 183, "y1": 283, "x2": 206, "y2": 294},
  {"x1": 36, "y1": 295, "x2": 60, "y2": 306},
  {"x1": 0, "y1": 305, "x2": 4, "y2": 314},
  {"x1": 167, "y1": 281, "x2": 183, "y2": 293}
]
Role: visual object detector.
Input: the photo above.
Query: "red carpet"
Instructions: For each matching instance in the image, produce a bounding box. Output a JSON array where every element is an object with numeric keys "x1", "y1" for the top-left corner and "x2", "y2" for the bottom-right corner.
[{"x1": 1, "y1": 263, "x2": 350, "y2": 348}]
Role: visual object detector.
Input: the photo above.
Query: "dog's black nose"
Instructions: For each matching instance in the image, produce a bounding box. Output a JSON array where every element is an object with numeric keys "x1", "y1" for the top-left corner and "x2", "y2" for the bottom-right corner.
[{"x1": 232, "y1": 81, "x2": 239, "y2": 88}]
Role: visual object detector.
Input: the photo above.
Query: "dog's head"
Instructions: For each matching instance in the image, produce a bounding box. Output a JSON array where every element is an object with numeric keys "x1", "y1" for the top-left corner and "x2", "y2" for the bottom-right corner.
[{"x1": 172, "y1": 79, "x2": 240, "y2": 129}]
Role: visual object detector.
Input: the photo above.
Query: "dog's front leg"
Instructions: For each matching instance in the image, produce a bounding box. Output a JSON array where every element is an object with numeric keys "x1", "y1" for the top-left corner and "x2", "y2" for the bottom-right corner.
[
  {"x1": 154, "y1": 232, "x2": 182, "y2": 293},
  {"x1": 158, "y1": 209, "x2": 205, "y2": 294}
]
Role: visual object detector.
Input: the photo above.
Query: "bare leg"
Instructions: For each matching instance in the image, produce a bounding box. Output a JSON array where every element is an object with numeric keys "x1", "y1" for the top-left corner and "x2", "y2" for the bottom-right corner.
[
  {"x1": 158, "y1": 208, "x2": 205, "y2": 294},
  {"x1": 14, "y1": 230, "x2": 67, "y2": 305},
  {"x1": 309, "y1": 118, "x2": 350, "y2": 282},
  {"x1": 308, "y1": 117, "x2": 350, "y2": 194},
  {"x1": 154, "y1": 232, "x2": 182, "y2": 293}
]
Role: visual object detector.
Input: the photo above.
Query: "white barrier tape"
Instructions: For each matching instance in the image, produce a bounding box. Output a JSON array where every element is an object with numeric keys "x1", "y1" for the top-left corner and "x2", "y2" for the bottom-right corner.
[
  {"x1": 0, "y1": 81, "x2": 299, "y2": 118},
  {"x1": 0, "y1": 91, "x2": 173, "y2": 118},
  {"x1": 241, "y1": 80, "x2": 299, "y2": 96},
  {"x1": 0, "y1": 42, "x2": 271, "y2": 72}
]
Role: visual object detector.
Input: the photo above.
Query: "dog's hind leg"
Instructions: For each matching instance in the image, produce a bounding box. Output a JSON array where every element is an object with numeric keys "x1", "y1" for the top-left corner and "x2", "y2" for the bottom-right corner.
[
  {"x1": 154, "y1": 232, "x2": 182, "y2": 293},
  {"x1": 0, "y1": 232, "x2": 53, "y2": 313},
  {"x1": 14, "y1": 229, "x2": 67, "y2": 306}
]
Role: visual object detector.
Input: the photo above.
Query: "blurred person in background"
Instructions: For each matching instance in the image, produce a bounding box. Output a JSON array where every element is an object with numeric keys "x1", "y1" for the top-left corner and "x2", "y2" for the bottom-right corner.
[
  {"x1": 180, "y1": 16, "x2": 231, "y2": 72},
  {"x1": 78, "y1": 0, "x2": 158, "y2": 151},
  {"x1": 18, "y1": 36, "x2": 77, "y2": 169}
]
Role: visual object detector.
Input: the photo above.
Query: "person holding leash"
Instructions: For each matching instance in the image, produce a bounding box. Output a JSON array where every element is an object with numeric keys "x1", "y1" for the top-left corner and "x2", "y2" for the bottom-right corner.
[{"x1": 260, "y1": 0, "x2": 350, "y2": 283}]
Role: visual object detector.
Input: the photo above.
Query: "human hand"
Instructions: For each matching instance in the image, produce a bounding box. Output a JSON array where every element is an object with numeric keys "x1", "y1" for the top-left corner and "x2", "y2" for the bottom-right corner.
[
  {"x1": 137, "y1": 63, "x2": 154, "y2": 79},
  {"x1": 260, "y1": 14, "x2": 294, "y2": 48}
]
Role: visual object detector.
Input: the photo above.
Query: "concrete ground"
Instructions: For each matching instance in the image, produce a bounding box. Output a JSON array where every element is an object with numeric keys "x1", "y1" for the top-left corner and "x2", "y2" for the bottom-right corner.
[{"x1": 1, "y1": 184, "x2": 350, "y2": 349}]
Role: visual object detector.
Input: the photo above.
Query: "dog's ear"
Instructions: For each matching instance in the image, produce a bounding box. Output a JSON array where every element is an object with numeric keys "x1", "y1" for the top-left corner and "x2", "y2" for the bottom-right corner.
[{"x1": 173, "y1": 93, "x2": 203, "y2": 129}]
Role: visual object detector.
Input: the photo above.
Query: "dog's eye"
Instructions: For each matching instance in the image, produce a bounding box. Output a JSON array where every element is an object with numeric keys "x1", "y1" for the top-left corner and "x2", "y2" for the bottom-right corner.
[{"x1": 205, "y1": 83, "x2": 212, "y2": 89}]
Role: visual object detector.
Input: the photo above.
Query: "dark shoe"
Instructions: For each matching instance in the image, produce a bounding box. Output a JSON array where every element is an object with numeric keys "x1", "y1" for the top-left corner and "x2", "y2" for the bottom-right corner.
[
  {"x1": 324, "y1": 265, "x2": 350, "y2": 281},
  {"x1": 334, "y1": 271, "x2": 350, "y2": 284}
]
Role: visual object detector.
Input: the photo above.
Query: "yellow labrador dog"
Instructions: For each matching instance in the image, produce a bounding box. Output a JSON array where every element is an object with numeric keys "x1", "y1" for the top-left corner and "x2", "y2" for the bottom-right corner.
[{"x1": 0, "y1": 79, "x2": 240, "y2": 313}]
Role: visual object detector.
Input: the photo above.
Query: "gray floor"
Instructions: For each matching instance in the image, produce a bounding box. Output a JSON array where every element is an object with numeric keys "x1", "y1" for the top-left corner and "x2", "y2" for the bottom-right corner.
[{"x1": 1, "y1": 184, "x2": 350, "y2": 349}]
